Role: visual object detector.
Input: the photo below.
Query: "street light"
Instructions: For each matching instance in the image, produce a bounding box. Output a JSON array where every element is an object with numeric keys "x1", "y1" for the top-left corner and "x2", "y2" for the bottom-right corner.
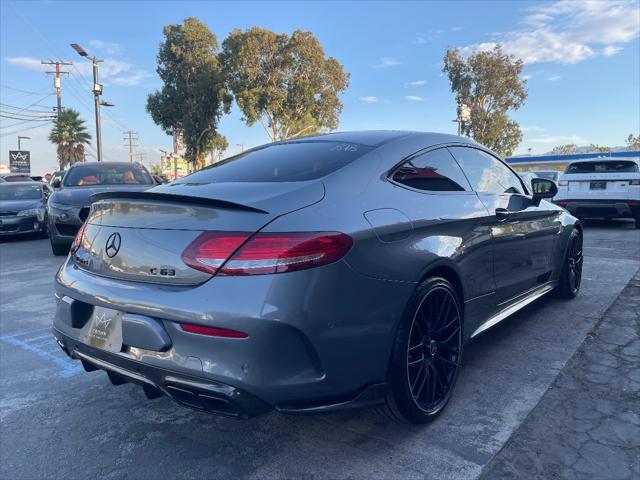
[
  {"x1": 71, "y1": 43, "x2": 104, "y2": 162},
  {"x1": 17, "y1": 136, "x2": 31, "y2": 150}
]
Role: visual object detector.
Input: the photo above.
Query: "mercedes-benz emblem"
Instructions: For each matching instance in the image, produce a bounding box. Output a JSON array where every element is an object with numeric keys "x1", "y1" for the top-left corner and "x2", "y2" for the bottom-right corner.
[{"x1": 105, "y1": 232, "x2": 121, "y2": 258}]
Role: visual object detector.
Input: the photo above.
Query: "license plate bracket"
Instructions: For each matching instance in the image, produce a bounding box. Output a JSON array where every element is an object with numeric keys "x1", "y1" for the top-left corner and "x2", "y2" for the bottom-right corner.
[
  {"x1": 83, "y1": 306, "x2": 123, "y2": 353},
  {"x1": 590, "y1": 181, "x2": 606, "y2": 190}
]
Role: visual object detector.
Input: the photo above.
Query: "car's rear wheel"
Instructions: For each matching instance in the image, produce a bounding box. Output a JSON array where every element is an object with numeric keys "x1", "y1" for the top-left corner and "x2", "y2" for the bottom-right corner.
[
  {"x1": 555, "y1": 228, "x2": 583, "y2": 299},
  {"x1": 382, "y1": 277, "x2": 463, "y2": 423}
]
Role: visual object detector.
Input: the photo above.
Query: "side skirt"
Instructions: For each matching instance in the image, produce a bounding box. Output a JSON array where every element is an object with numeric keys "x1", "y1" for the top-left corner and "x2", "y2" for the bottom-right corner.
[{"x1": 470, "y1": 282, "x2": 556, "y2": 338}]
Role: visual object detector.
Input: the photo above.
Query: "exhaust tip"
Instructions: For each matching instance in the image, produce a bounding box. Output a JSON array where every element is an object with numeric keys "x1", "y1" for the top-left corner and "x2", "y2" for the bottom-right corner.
[{"x1": 107, "y1": 371, "x2": 128, "y2": 386}]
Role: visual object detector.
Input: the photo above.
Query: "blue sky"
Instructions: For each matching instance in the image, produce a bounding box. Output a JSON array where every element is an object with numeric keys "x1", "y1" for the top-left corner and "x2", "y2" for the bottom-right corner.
[{"x1": 1, "y1": 0, "x2": 639, "y2": 175}]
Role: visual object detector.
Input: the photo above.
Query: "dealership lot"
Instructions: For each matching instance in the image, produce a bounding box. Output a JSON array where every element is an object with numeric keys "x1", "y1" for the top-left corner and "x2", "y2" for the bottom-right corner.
[{"x1": 1, "y1": 220, "x2": 639, "y2": 479}]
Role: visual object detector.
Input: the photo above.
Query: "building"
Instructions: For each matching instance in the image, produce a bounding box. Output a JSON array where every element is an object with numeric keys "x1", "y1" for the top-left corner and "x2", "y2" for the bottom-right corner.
[{"x1": 506, "y1": 151, "x2": 640, "y2": 172}]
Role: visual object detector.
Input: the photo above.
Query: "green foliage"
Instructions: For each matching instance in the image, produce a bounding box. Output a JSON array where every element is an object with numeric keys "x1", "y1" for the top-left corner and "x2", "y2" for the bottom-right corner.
[
  {"x1": 551, "y1": 144, "x2": 580, "y2": 155},
  {"x1": 589, "y1": 144, "x2": 612, "y2": 153},
  {"x1": 625, "y1": 134, "x2": 640, "y2": 151},
  {"x1": 150, "y1": 164, "x2": 162, "y2": 175},
  {"x1": 209, "y1": 133, "x2": 229, "y2": 164},
  {"x1": 221, "y1": 27, "x2": 349, "y2": 142},
  {"x1": 146, "y1": 17, "x2": 231, "y2": 168},
  {"x1": 443, "y1": 46, "x2": 527, "y2": 157},
  {"x1": 48, "y1": 108, "x2": 91, "y2": 169}
]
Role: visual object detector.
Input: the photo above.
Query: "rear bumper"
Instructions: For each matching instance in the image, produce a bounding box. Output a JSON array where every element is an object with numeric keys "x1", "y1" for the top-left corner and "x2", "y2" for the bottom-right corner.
[
  {"x1": 555, "y1": 199, "x2": 639, "y2": 218},
  {"x1": 53, "y1": 257, "x2": 413, "y2": 416}
]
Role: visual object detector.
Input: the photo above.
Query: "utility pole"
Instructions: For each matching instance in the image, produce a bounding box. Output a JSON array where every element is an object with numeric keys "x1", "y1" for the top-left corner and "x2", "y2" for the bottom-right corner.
[
  {"x1": 123, "y1": 131, "x2": 138, "y2": 162},
  {"x1": 41, "y1": 60, "x2": 72, "y2": 123},
  {"x1": 71, "y1": 43, "x2": 106, "y2": 161},
  {"x1": 136, "y1": 152, "x2": 146, "y2": 164}
]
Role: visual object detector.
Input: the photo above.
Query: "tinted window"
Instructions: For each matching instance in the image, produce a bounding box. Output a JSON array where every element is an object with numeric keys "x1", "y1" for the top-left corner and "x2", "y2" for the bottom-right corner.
[
  {"x1": 533, "y1": 171, "x2": 559, "y2": 181},
  {"x1": 0, "y1": 184, "x2": 42, "y2": 201},
  {"x1": 449, "y1": 147, "x2": 523, "y2": 194},
  {"x1": 64, "y1": 164, "x2": 154, "y2": 187},
  {"x1": 564, "y1": 160, "x2": 639, "y2": 174},
  {"x1": 183, "y1": 142, "x2": 373, "y2": 184},
  {"x1": 392, "y1": 148, "x2": 471, "y2": 192}
]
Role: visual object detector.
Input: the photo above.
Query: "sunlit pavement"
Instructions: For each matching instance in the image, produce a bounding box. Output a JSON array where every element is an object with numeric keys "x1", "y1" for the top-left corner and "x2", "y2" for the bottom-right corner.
[{"x1": 1, "y1": 219, "x2": 638, "y2": 479}]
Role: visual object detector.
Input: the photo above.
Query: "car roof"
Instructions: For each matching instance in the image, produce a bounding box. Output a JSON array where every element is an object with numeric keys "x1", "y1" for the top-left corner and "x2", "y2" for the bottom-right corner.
[
  {"x1": 68, "y1": 161, "x2": 143, "y2": 168},
  {"x1": 294, "y1": 130, "x2": 475, "y2": 148},
  {"x1": 568, "y1": 157, "x2": 640, "y2": 164}
]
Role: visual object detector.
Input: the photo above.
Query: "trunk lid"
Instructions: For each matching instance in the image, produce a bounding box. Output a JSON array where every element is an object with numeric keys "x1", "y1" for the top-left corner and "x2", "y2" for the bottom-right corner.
[
  {"x1": 564, "y1": 172, "x2": 639, "y2": 200},
  {"x1": 73, "y1": 181, "x2": 324, "y2": 285}
]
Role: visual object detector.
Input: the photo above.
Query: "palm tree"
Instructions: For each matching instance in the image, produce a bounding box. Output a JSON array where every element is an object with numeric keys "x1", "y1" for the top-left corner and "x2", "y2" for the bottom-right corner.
[{"x1": 48, "y1": 109, "x2": 91, "y2": 169}]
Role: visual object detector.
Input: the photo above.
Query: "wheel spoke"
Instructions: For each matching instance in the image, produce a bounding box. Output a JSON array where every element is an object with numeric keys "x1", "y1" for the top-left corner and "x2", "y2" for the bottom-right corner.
[
  {"x1": 437, "y1": 354, "x2": 458, "y2": 367},
  {"x1": 411, "y1": 363, "x2": 425, "y2": 391},
  {"x1": 441, "y1": 325, "x2": 461, "y2": 345},
  {"x1": 408, "y1": 355, "x2": 425, "y2": 366},
  {"x1": 415, "y1": 365, "x2": 429, "y2": 399}
]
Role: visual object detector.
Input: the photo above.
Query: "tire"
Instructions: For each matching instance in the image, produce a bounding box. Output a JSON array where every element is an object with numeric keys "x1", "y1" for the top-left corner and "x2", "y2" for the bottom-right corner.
[
  {"x1": 381, "y1": 276, "x2": 463, "y2": 424},
  {"x1": 50, "y1": 237, "x2": 69, "y2": 256},
  {"x1": 634, "y1": 214, "x2": 640, "y2": 229},
  {"x1": 554, "y1": 228, "x2": 583, "y2": 299}
]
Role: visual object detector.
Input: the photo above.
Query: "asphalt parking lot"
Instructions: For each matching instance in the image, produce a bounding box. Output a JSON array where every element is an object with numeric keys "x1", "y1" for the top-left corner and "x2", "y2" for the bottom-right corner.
[{"x1": 1, "y1": 219, "x2": 639, "y2": 480}]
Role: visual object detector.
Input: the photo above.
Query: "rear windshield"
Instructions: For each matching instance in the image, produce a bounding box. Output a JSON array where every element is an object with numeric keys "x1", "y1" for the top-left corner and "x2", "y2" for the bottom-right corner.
[
  {"x1": 184, "y1": 141, "x2": 374, "y2": 183},
  {"x1": 64, "y1": 163, "x2": 154, "y2": 187},
  {"x1": 533, "y1": 171, "x2": 559, "y2": 181},
  {"x1": 0, "y1": 184, "x2": 42, "y2": 201},
  {"x1": 564, "y1": 161, "x2": 639, "y2": 174}
]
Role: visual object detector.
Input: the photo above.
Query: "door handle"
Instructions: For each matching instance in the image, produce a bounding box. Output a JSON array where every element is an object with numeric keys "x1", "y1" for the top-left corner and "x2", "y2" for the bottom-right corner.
[{"x1": 495, "y1": 208, "x2": 510, "y2": 221}]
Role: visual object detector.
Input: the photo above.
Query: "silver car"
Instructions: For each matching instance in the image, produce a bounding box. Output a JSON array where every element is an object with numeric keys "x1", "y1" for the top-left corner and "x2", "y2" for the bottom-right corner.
[
  {"x1": 53, "y1": 131, "x2": 582, "y2": 423},
  {"x1": 47, "y1": 162, "x2": 156, "y2": 255}
]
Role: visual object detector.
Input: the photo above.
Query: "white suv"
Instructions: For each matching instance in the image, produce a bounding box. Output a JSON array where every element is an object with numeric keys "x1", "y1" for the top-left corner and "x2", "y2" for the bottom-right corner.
[{"x1": 555, "y1": 158, "x2": 640, "y2": 228}]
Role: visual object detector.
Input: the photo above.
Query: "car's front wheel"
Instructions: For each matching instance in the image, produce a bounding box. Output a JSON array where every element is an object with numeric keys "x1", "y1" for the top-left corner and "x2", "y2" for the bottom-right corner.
[
  {"x1": 554, "y1": 228, "x2": 583, "y2": 299},
  {"x1": 382, "y1": 276, "x2": 463, "y2": 423}
]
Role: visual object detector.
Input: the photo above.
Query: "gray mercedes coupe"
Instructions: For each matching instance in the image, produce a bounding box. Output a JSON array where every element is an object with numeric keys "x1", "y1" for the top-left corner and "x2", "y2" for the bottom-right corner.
[{"x1": 53, "y1": 131, "x2": 582, "y2": 423}]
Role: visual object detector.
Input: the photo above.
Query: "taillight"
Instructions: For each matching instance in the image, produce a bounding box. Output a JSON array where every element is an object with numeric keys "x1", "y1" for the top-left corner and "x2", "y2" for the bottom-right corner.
[
  {"x1": 629, "y1": 180, "x2": 640, "y2": 185},
  {"x1": 626, "y1": 200, "x2": 640, "y2": 206},
  {"x1": 220, "y1": 232, "x2": 353, "y2": 275},
  {"x1": 181, "y1": 232, "x2": 251, "y2": 275},
  {"x1": 557, "y1": 200, "x2": 569, "y2": 206},
  {"x1": 70, "y1": 222, "x2": 87, "y2": 254},
  {"x1": 180, "y1": 323, "x2": 248, "y2": 338},
  {"x1": 181, "y1": 231, "x2": 353, "y2": 276}
]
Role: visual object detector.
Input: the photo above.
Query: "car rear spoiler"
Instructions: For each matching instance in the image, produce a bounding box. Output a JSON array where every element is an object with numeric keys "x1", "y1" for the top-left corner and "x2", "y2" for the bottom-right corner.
[{"x1": 90, "y1": 191, "x2": 268, "y2": 214}]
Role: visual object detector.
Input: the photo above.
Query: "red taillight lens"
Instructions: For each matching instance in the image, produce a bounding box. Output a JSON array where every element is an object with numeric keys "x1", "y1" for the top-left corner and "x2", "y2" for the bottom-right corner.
[
  {"x1": 557, "y1": 200, "x2": 569, "y2": 206},
  {"x1": 181, "y1": 231, "x2": 353, "y2": 276},
  {"x1": 626, "y1": 200, "x2": 640, "y2": 206},
  {"x1": 181, "y1": 232, "x2": 251, "y2": 275},
  {"x1": 70, "y1": 222, "x2": 88, "y2": 254},
  {"x1": 219, "y1": 232, "x2": 353, "y2": 276},
  {"x1": 180, "y1": 323, "x2": 248, "y2": 338}
]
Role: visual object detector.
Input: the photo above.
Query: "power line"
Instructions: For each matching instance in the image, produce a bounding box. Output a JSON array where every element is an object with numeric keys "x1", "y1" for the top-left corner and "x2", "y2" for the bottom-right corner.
[
  {"x1": 0, "y1": 103, "x2": 54, "y2": 114},
  {"x1": 0, "y1": 84, "x2": 53, "y2": 96},
  {"x1": 0, "y1": 121, "x2": 52, "y2": 138}
]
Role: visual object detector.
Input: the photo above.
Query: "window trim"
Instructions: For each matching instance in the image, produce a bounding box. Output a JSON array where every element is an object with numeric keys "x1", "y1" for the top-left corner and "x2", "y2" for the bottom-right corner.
[
  {"x1": 446, "y1": 144, "x2": 529, "y2": 196},
  {"x1": 387, "y1": 144, "x2": 476, "y2": 196}
]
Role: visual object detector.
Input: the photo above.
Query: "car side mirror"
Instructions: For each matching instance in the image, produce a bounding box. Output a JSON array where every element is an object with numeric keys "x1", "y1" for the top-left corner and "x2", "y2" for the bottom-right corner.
[
  {"x1": 531, "y1": 178, "x2": 557, "y2": 202},
  {"x1": 51, "y1": 178, "x2": 61, "y2": 189}
]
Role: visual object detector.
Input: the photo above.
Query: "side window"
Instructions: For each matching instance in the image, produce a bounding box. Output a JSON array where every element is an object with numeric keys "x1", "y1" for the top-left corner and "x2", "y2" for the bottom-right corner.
[
  {"x1": 448, "y1": 147, "x2": 524, "y2": 194},
  {"x1": 391, "y1": 148, "x2": 471, "y2": 192}
]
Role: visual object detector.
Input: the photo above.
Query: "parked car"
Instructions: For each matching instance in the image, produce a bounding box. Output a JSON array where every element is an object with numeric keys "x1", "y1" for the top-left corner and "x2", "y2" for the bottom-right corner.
[
  {"x1": 531, "y1": 170, "x2": 560, "y2": 183},
  {"x1": 53, "y1": 131, "x2": 582, "y2": 423},
  {"x1": 1, "y1": 174, "x2": 35, "y2": 182},
  {"x1": 555, "y1": 158, "x2": 640, "y2": 228},
  {"x1": 0, "y1": 181, "x2": 50, "y2": 237},
  {"x1": 47, "y1": 162, "x2": 156, "y2": 255}
]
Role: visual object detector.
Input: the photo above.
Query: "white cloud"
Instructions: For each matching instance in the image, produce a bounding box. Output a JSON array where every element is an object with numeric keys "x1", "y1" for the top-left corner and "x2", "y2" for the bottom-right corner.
[
  {"x1": 602, "y1": 45, "x2": 623, "y2": 56},
  {"x1": 359, "y1": 96, "x2": 380, "y2": 104},
  {"x1": 460, "y1": 0, "x2": 639, "y2": 64},
  {"x1": 407, "y1": 80, "x2": 427, "y2": 86},
  {"x1": 88, "y1": 40, "x2": 122, "y2": 55},
  {"x1": 547, "y1": 74, "x2": 561, "y2": 81},
  {"x1": 528, "y1": 134, "x2": 591, "y2": 144},
  {"x1": 374, "y1": 57, "x2": 401, "y2": 68},
  {"x1": 6, "y1": 56, "x2": 149, "y2": 87},
  {"x1": 405, "y1": 95, "x2": 425, "y2": 101},
  {"x1": 521, "y1": 74, "x2": 533, "y2": 81},
  {"x1": 450, "y1": 26, "x2": 464, "y2": 32},
  {"x1": 414, "y1": 33, "x2": 429, "y2": 45},
  {"x1": 6, "y1": 57, "x2": 47, "y2": 71},
  {"x1": 521, "y1": 125, "x2": 546, "y2": 133}
]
